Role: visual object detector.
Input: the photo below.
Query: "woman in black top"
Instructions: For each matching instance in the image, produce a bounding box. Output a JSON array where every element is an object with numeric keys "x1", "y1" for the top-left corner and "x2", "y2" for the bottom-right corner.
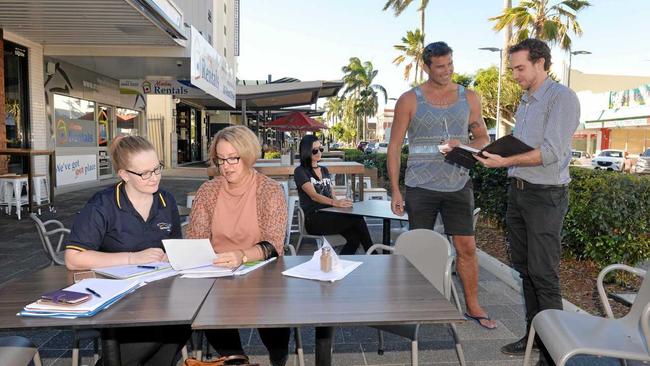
[{"x1": 294, "y1": 135, "x2": 373, "y2": 254}]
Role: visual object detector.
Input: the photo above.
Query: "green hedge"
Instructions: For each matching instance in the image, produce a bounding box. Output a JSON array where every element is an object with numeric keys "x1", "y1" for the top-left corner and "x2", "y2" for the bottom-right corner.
[
  {"x1": 359, "y1": 151, "x2": 650, "y2": 267},
  {"x1": 264, "y1": 151, "x2": 281, "y2": 159},
  {"x1": 470, "y1": 166, "x2": 650, "y2": 267}
]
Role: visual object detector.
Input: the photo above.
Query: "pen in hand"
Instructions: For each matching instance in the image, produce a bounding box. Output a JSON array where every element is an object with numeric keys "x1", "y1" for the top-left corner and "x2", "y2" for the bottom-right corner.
[
  {"x1": 137, "y1": 265, "x2": 158, "y2": 269},
  {"x1": 85, "y1": 288, "x2": 102, "y2": 298}
]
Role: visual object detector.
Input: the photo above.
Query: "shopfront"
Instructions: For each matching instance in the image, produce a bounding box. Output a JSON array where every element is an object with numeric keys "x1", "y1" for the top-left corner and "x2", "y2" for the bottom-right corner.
[{"x1": 46, "y1": 58, "x2": 143, "y2": 186}]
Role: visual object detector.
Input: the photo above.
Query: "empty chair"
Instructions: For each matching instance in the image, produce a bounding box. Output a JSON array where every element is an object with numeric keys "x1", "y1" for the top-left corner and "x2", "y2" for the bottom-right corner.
[
  {"x1": 295, "y1": 206, "x2": 346, "y2": 253},
  {"x1": 1, "y1": 175, "x2": 28, "y2": 220},
  {"x1": 523, "y1": 263, "x2": 650, "y2": 366},
  {"x1": 0, "y1": 336, "x2": 42, "y2": 366},
  {"x1": 367, "y1": 229, "x2": 466, "y2": 366},
  {"x1": 29, "y1": 213, "x2": 101, "y2": 366},
  {"x1": 30, "y1": 213, "x2": 68, "y2": 266}
]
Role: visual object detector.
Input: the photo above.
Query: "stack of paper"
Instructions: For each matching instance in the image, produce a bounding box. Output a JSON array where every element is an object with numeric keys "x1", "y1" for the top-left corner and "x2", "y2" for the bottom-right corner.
[
  {"x1": 162, "y1": 238, "x2": 277, "y2": 278},
  {"x1": 93, "y1": 262, "x2": 177, "y2": 282},
  {"x1": 19, "y1": 278, "x2": 142, "y2": 319},
  {"x1": 282, "y1": 243, "x2": 362, "y2": 282}
]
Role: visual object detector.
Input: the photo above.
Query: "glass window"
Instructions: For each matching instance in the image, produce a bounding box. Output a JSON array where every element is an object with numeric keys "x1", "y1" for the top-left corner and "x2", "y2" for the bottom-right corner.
[
  {"x1": 3, "y1": 41, "x2": 30, "y2": 149},
  {"x1": 54, "y1": 94, "x2": 96, "y2": 147},
  {"x1": 116, "y1": 108, "x2": 139, "y2": 136},
  {"x1": 97, "y1": 106, "x2": 112, "y2": 147}
]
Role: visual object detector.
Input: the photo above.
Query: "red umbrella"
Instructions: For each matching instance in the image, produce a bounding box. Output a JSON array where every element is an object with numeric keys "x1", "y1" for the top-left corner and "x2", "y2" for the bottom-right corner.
[{"x1": 265, "y1": 112, "x2": 328, "y2": 132}]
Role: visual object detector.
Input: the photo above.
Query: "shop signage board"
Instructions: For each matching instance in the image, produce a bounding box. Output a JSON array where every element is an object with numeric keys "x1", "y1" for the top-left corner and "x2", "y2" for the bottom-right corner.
[
  {"x1": 190, "y1": 26, "x2": 236, "y2": 107},
  {"x1": 55, "y1": 118, "x2": 97, "y2": 147},
  {"x1": 119, "y1": 79, "x2": 204, "y2": 96},
  {"x1": 55, "y1": 155, "x2": 97, "y2": 186},
  {"x1": 602, "y1": 118, "x2": 649, "y2": 128}
]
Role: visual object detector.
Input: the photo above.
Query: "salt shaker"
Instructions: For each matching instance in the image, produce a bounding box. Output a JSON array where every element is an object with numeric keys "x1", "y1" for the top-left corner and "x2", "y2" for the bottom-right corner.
[{"x1": 320, "y1": 247, "x2": 332, "y2": 272}]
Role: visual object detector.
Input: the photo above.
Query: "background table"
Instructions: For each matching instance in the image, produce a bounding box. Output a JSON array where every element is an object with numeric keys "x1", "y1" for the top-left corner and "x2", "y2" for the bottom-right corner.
[
  {"x1": 320, "y1": 200, "x2": 408, "y2": 245},
  {"x1": 192, "y1": 255, "x2": 464, "y2": 366}
]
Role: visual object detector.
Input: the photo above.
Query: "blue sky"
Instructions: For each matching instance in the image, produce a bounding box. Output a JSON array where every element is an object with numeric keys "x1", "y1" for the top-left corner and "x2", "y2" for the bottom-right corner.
[{"x1": 237, "y1": 0, "x2": 650, "y2": 100}]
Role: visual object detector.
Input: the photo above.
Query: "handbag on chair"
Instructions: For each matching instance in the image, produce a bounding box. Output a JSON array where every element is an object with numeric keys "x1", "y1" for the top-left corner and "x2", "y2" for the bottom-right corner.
[{"x1": 184, "y1": 354, "x2": 259, "y2": 366}]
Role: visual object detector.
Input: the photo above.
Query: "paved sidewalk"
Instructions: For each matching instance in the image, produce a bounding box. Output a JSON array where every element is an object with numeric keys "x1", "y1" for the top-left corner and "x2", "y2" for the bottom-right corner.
[{"x1": 0, "y1": 169, "x2": 640, "y2": 365}]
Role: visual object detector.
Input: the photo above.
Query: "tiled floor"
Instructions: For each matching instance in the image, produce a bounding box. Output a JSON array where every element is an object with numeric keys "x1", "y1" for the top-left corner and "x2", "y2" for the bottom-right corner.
[{"x1": 0, "y1": 172, "x2": 643, "y2": 365}]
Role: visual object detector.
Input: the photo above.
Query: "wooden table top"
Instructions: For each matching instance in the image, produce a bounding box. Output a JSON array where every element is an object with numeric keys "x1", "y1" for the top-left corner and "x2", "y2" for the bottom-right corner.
[
  {"x1": 0, "y1": 148, "x2": 54, "y2": 155},
  {"x1": 192, "y1": 255, "x2": 463, "y2": 330},
  {"x1": 253, "y1": 161, "x2": 365, "y2": 176},
  {"x1": 320, "y1": 200, "x2": 409, "y2": 221},
  {"x1": 0, "y1": 266, "x2": 214, "y2": 330}
]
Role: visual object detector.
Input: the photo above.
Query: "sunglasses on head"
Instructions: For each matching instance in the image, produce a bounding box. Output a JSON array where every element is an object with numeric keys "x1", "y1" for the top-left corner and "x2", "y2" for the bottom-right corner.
[{"x1": 312, "y1": 147, "x2": 324, "y2": 155}]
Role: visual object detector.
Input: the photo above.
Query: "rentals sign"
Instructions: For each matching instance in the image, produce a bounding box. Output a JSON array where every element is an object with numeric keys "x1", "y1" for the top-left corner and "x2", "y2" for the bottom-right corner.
[{"x1": 190, "y1": 26, "x2": 236, "y2": 107}]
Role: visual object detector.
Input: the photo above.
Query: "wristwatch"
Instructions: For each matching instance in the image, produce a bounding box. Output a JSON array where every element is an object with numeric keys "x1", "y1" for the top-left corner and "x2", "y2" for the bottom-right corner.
[{"x1": 239, "y1": 249, "x2": 248, "y2": 264}]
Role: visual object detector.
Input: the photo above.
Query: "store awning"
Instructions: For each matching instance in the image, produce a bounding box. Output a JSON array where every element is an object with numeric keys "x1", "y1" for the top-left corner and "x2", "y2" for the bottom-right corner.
[
  {"x1": 0, "y1": 0, "x2": 185, "y2": 46},
  {"x1": 182, "y1": 80, "x2": 344, "y2": 110},
  {"x1": 585, "y1": 105, "x2": 650, "y2": 129}
]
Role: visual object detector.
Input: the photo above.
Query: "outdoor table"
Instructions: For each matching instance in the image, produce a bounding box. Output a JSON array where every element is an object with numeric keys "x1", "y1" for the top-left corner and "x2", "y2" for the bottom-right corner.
[
  {"x1": 252, "y1": 161, "x2": 367, "y2": 200},
  {"x1": 320, "y1": 200, "x2": 408, "y2": 245},
  {"x1": 0, "y1": 266, "x2": 214, "y2": 366},
  {"x1": 0, "y1": 148, "x2": 55, "y2": 214},
  {"x1": 191, "y1": 255, "x2": 464, "y2": 366}
]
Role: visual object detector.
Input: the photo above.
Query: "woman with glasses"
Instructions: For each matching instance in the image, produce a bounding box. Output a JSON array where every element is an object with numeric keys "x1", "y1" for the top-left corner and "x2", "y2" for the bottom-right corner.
[
  {"x1": 186, "y1": 125, "x2": 290, "y2": 366},
  {"x1": 294, "y1": 134, "x2": 373, "y2": 254},
  {"x1": 64, "y1": 135, "x2": 187, "y2": 366}
]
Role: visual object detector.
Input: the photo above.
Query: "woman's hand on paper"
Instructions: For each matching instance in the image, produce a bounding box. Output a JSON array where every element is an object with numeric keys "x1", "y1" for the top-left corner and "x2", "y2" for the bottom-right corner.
[
  {"x1": 132, "y1": 248, "x2": 166, "y2": 264},
  {"x1": 332, "y1": 198, "x2": 353, "y2": 208},
  {"x1": 213, "y1": 251, "x2": 242, "y2": 269}
]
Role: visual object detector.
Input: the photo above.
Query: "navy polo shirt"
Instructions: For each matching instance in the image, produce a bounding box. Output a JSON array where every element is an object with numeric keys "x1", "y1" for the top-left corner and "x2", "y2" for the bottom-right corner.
[{"x1": 66, "y1": 182, "x2": 182, "y2": 253}]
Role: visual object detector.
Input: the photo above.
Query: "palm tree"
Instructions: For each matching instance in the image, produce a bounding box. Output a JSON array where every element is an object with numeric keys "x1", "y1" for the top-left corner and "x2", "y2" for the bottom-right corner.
[
  {"x1": 324, "y1": 96, "x2": 344, "y2": 125},
  {"x1": 341, "y1": 58, "x2": 388, "y2": 141},
  {"x1": 393, "y1": 29, "x2": 425, "y2": 84},
  {"x1": 489, "y1": 0, "x2": 591, "y2": 50},
  {"x1": 383, "y1": 0, "x2": 430, "y2": 80}
]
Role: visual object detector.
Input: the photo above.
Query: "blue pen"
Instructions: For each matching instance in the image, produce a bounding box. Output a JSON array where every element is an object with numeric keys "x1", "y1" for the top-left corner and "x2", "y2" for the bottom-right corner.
[
  {"x1": 85, "y1": 287, "x2": 102, "y2": 298},
  {"x1": 137, "y1": 265, "x2": 158, "y2": 269}
]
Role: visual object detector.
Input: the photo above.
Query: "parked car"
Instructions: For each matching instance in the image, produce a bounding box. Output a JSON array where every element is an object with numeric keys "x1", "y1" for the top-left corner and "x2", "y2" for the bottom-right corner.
[
  {"x1": 591, "y1": 149, "x2": 626, "y2": 171},
  {"x1": 375, "y1": 142, "x2": 389, "y2": 154},
  {"x1": 364, "y1": 142, "x2": 377, "y2": 154},
  {"x1": 635, "y1": 148, "x2": 650, "y2": 174},
  {"x1": 330, "y1": 143, "x2": 340, "y2": 150},
  {"x1": 357, "y1": 141, "x2": 369, "y2": 152},
  {"x1": 570, "y1": 150, "x2": 591, "y2": 166}
]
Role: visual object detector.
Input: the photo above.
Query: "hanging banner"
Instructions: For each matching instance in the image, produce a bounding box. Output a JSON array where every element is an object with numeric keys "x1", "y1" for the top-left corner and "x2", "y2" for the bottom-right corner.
[{"x1": 190, "y1": 26, "x2": 236, "y2": 107}]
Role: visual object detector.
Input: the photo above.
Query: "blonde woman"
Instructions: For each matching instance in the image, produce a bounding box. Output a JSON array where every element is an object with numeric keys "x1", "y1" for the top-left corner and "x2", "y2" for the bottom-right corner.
[
  {"x1": 187, "y1": 125, "x2": 289, "y2": 366},
  {"x1": 64, "y1": 135, "x2": 187, "y2": 366}
]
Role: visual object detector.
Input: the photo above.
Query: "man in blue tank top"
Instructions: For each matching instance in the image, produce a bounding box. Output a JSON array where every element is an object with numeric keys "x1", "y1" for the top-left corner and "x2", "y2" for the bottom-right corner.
[{"x1": 387, "y1": 42, "x2": 496, "y2": 329}]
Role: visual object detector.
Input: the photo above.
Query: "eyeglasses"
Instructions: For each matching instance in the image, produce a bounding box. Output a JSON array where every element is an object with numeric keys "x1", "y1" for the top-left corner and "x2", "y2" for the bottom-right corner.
[
  {"x1": 215, "y1": 156, "x2": 241, "y2": 166},
  {"x1": 125, "y1": 162, "x2": 164, "y2": 180},
  {"x1": 312, "y1": 147, "x2": 324, "y2": 155}
]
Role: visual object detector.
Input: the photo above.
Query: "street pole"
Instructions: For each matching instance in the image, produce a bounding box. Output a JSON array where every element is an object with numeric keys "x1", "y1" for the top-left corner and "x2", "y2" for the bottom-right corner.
[
  {"x1": 479, "y1": 47, "x2": 503, "y2": 140},
  {"x1": 567, "y1": 50, "x2": 591, "y2": 89}
]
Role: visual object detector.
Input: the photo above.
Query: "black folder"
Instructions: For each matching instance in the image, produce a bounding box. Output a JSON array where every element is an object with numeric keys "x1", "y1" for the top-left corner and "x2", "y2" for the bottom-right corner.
[{"x1": 444, "y1": 135, "x2": 534, "y2": 169}]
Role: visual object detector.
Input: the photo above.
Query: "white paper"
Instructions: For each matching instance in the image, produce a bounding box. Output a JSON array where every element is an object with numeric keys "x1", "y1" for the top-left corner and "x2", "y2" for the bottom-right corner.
[
  {"x1": 180, "y1": 257, "x2": 278, "y2": 278},
  {"x1": 93, "y1": 262, "x2": 172, "y2": 279},
  {"x1": 24, "y1": 278, "x2": 142, "y2": 313},
  {"x1": 282, "y1": 243, "x2": 362, "y2": 282},
  {"x1": 457, "y1": 144, "x2": 480, "y2": 154},
  {"x1": 162, "y1": 239, "x2": 216, "y2": 271}
]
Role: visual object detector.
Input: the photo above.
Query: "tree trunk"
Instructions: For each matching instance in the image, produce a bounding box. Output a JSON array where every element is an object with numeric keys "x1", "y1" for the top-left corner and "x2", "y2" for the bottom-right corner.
[
  {"x1": 502, "y1": 0, "x2": 512, "y2": 74},
  {"x1": 419, "y1": 9, "x2": 426, "y2": 82}
]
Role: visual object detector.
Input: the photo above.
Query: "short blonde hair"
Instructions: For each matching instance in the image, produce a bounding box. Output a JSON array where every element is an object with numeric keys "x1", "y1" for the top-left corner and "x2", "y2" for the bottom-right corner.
[
  {"x1": 109, "y1": 135, "x2": 156, "y2": 172},
  {"x1": 210, "y1": 125, "x2": 261, "y2": 167}
]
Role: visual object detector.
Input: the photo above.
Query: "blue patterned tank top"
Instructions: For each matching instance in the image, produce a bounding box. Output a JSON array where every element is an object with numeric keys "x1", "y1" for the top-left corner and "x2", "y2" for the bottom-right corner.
[{"x1": 405, "y1": 85, "x2": 470, "y2": 192}]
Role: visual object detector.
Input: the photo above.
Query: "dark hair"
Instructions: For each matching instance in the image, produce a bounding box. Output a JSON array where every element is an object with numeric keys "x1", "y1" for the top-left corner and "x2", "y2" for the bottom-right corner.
[
  {"x1": 299, "y1": 135, "x2": 319, "y2": 168},
  {"x1": 508, "y1": 38, "x2": 552, "y2": 71},
  {"x1": 422, "y1": 41, "x2": 453, "y2": 66}
]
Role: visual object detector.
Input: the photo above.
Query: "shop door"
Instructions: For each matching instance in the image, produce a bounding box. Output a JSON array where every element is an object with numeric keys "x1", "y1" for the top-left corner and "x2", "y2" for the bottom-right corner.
[
  {"x1": 176, "y1": 106, "x2": 190, "y2": 164},
  {"x1": 97, "y1": 106, "x2": 114, "y2": 178},
  {"x1": 3, "y1": 41, "x2": 30, "y2": 173}
]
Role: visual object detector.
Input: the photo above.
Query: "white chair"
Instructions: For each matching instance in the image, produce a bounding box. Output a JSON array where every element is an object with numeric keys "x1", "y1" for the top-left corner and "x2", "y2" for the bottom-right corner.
[
  {"x1": 364, "y1": 187, "x2": 388, "y2": 200},
  {"x1": 1, "y1": 175, "x2": 28, "y2": 220},
  {"x1": 0, "y1": 336, "x2": 42, "y2": 366},
  {"x1": 32, "y1": 175, "x2": 51, "y2": 210},
  {"x1": 367, "y1": 229, "x2": 466, "y2": 366},
  {"x1": 524, "y1": 263, "x2": 650, "y2": 366},
  {"x1": 186, "y1": 191, "x2": 196, "y2": 209},
  {"x1": 279, "y1": 181, "x2": 298, "y2": 255},
  {"x1": 295, "y1": 206, "x2": 346, "y2": 253}
]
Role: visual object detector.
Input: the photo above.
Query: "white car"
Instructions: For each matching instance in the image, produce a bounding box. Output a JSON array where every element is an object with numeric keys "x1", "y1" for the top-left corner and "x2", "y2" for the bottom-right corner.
[
  {"x1": 635, "y1": 148, "x2": 650, "y2": 174},
  {"x1": 591, "y1": 149, "x2": 626, "y2": 171},
  {"x1": 375, "y1": 142, "x2": 389, "y2": 154}
]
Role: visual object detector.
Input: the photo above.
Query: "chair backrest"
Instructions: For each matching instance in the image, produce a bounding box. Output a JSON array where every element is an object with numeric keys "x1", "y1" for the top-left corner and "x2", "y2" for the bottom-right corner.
[
  {"x1": 296, "y1": 206, "x2": 309, "y2": 236},
  {"x1": 0, "y1": 336, "x2": 40, "y2": 366},
  {"x1": 625, "y1": 270, "x2": 650, "y2": 330},
  {"x1": 279, "y1": 181, "x2": 293, "y2": 247},
  {"x1": 30, "y1": 213, "x2": 66, "y2": 266},
  {"x1": 393, "y1": 229, "x2": 453, "y2": 300}
]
